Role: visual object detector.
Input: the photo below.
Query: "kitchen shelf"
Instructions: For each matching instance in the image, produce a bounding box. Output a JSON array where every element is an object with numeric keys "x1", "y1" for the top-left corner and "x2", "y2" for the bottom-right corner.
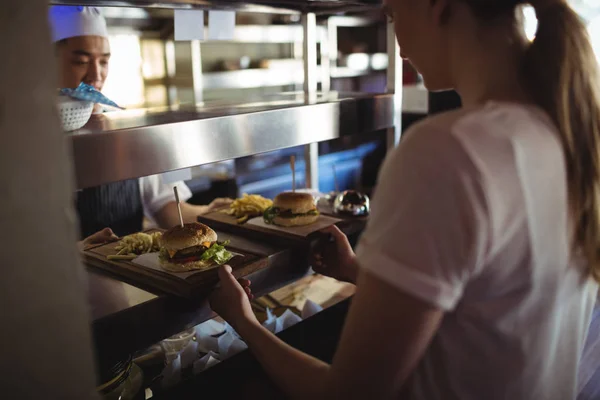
[
  {"x1": 50, "y1": 0, "x2": 381, "y2": 14},
  {"x1": 69, "y1": 92, "x2": 394, "y2": 189},
  {"x1": 154, "y1": 65, "x2": 387, "y2": 89}
]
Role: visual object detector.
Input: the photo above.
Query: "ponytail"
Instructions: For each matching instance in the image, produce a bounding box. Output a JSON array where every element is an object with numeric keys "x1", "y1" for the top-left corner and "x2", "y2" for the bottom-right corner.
[{"x1": 521, "y1": 0, "x2": 600, "y2": 282}]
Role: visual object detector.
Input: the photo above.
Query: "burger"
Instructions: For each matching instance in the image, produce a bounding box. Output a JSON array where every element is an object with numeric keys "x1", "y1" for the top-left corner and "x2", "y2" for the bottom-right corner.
[
  {"x1": 158, "y1": 222, "x2": 233, "y2": 272},
  {"x1": 263, "y1": 192, "x2": 320, "y2": 227}
]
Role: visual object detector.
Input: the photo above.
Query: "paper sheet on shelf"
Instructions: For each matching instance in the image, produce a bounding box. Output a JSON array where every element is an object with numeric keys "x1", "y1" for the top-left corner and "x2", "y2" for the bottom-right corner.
[
  {"x1": 174, "y1": 9, "x2": 204, "y2": 41},
  {"x1": 246, "y1": 214, "x2": 341, "y2": 237},
  {"x1": 132, "y1": 251, "x2": 243, "y2": 280}
]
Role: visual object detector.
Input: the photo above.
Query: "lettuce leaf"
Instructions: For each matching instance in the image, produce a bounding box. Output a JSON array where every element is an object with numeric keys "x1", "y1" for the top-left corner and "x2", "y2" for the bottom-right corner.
[
  {"x1": 200, "y1": 240, "x2": 233, "y2": 265},
  {"x1": 263, "y1": 207, "x2": 279, "y2": 224}
]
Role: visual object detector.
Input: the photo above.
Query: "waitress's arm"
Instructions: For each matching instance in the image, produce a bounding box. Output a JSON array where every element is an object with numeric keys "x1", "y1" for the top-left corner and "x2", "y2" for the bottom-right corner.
[{"x1": 213, "y1": 266, "x2": 443, "y2": 399}]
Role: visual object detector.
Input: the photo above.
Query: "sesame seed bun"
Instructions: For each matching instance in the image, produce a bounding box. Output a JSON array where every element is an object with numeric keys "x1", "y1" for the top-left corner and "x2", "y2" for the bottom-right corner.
[
  {"x1": 160, "y1": 222, "x2": 217, "y2": 253},
  {"x1": 273, "y1": 192, "x2": 316, "y2": 214}
]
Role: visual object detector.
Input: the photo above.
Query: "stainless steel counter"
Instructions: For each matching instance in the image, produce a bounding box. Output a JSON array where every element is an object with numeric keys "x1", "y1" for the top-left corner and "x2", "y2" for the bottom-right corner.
[{"x1": 69, "y1": 92, "x2": 395, "y2": 189}]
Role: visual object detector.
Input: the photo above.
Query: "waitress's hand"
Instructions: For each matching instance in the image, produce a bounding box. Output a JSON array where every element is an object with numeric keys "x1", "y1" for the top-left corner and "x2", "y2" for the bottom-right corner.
[
  {"x1": 79, "y1": 227, "x2": 119, "y2": 250},
  {"x1": 209, "y1": 265, "x2": 257, "y2": 331},
  {"x1": 311, "y1": 225, "x2": 358, "y2": 284}
]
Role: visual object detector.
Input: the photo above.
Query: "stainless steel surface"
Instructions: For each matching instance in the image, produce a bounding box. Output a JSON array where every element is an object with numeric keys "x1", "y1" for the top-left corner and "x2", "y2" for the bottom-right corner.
[
  {"x1": 164, "y1": 40, "x2": 178, "y2": 106},
  {"x1": 333, "y1": 190, "x2": 370, "y2": 216},
  {"x1": 320, "y1": 24, "x2": 331, "y2": 93},
  {"x1": 327, "y1": 14, "x2": 381, "y2": 27},
  {"x1": 159, "y1": 64, "x2": 388, "y2": 90},
  {"x1": 326, "y1": 16, "x2": 338, "y2": 88},
  {"x1": 302, "y1": 13, "x2": 318, "y2": 104},
  {"x1": 191, "y1": 40, "x2": 203, "y2": 103},
  {"x1": 69, "y1": 92, "x2": 394, "y2": 189},
  {"x1": 50, "y1": 0, "x2": 382, "y2": 14},
  {"x1": 302, "y1": 12, "x2": 320, "y2": 191},
  {"x1": 386, "y1": 21, "x2": 402, "y2": 148},
  {"x1": 304, "y1": 142, "x2": 319, "y2": 190}
]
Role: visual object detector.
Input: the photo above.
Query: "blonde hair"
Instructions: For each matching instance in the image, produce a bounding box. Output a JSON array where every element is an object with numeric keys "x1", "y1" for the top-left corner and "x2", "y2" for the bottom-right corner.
[
  {"x1": 466, "y1": 0, "x2": 600, "y2": 282},
  {"x1": 524, "y1": 1, "x2": 600, "y2": 282}
]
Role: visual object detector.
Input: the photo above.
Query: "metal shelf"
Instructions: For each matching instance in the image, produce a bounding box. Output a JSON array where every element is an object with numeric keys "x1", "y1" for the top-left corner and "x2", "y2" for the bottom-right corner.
[
  {"x1": 155, "y1": 65, "x2": 387, "y2": 89},
  {"x1": 50, "y1": 0, "x2": 381, "y2": 14},
  {"x1": 69, "y1": 92, "x2": 394, "y2": 189}
]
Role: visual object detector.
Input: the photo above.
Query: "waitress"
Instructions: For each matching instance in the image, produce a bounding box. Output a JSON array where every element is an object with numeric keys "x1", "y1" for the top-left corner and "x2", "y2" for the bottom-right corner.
[
  {"x1": 210, "y1": 0, "x2": 599, "y2": 399},
  {"x1": 49, "y1": 6, "x2": 230, "y2": 240}
]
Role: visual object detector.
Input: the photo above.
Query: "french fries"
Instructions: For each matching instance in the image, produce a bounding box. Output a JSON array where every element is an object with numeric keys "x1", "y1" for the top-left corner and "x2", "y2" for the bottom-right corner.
[
  {"x1": 108, "y1": 232, "x2": 163, "y2": 260},
  {"x1": 222, "y1": 194, "x2": 273, "y2": 224}
]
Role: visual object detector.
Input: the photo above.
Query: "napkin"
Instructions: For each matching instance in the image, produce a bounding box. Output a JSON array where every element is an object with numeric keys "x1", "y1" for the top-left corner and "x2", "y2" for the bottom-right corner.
[
  {"x1": 301, "y1": 299, "x2": 324, "y2": 319},
  {"x1": 59, "y1": 82, "x2": 123, "y2": 109},
  {"x1": 180, "y1": 340, "x2": 199, "y2": 369},
  {"x1": 195, "y1": 319, "x2": 225, "y2": 354},
  {"x1": 193, "y1": 351, "x2": 221, "y2": 375},
  {"x1": 166, "y1": 302, "x2": 324, "y2": 380},
  {"x1": 161, "y1": 354, "x2": 182, "y2": 388}
]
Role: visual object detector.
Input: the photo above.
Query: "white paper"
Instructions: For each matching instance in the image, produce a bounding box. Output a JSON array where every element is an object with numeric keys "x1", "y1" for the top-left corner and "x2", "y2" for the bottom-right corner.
[
  {"x1": 193, "y1": 351, "x2": 221, "y2": 375},
  {"x1": 195, "y1": 319, "x2": 225, "y2": 337},
  {"x1": 161, "y1": 354, "x2": 181, "y2": 388},
  {"x1": 279, "y1": 309, "x2": 302, "y2": 331},
  {"x1": 208, "y1": 10, "x2": 235, "y2": 40},
  {"x1": 246, "y1": 214, "x2": 342, "y2": 238},
  {"x1": 132, "y1": 251, "x2": 244, "y2": 280},
  {"x1": 262, "y1": 308, "x2": 278, "y2": 334},
  {"x1": 301, "y1": 299, "x2": 324, "y2": 319},
  {"x1": 180, "y1": 340, "x2": 199, "y2": 369},
  {"x1": 162, "y1": 169, "x2": 192, "y2": 184},
  {"x1": 218, "y1": 331, "x2": 248, "y2": 360},
  {"x1": 225, "y1": 337, "x2": 248, "y2": 359},
  {"x1": 196, "y1": 334, "x2": 219, "y2": 354},
  {"x1": 217, "y1": 331, "x2": 235, "y2": 354},
  {"x1": 174, "y1": 9, "x2": 205, "y2": 41}
]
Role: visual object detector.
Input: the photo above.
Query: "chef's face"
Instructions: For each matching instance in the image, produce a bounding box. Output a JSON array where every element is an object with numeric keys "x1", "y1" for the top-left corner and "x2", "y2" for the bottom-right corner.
[
  {"x1": 384, "y1": 0, "x2": 453, "y2": 91},
  {"x1": 56, "y1": 35, "x2": 110, "y2": 91}
]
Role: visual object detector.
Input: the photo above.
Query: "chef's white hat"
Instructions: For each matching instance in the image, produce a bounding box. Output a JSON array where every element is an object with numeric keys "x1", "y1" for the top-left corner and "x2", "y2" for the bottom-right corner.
[{"x1": 49, "y1": 6, "x2": 108, "y2": 42}]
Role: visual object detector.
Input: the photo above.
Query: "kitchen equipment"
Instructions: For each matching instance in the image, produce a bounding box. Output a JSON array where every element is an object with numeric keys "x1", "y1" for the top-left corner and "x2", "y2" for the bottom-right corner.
[
  {"x1": 57, "y1": 96, "x2": 94, "y2": 131},
  {"x1": 333, "y1": 190, "x2": 370, "y2": 216},
  {"x1": 160, "y1": 328, "x2": 196, "y2": 363},
  {"x1": 97, "y1": 355, "x2": 144, "y2": 400}
]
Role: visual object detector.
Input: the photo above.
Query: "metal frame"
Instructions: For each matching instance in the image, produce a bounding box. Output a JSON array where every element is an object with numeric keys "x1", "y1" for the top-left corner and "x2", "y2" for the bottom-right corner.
[
  {"x1": 69, "y1": 94, "x2": 395, "y2": 189},
  {"x1": 385, "y1": 21, "x2": 402, "y2": 149},
  {"x1": 302, "y1": 12, "x2": 319, "y2": 191},
  {"x1": 191, "y1": 40, "x2": 204, "y2": 104}
]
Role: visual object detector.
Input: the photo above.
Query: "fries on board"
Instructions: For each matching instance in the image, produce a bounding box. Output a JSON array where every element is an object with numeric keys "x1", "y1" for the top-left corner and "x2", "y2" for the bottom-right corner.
[
  {"x1": 106, "y1": 232, "x2": 162, "y2": 260},
  {"x1": 221, "y1": 194, "x2": 273, "y2": 224}
]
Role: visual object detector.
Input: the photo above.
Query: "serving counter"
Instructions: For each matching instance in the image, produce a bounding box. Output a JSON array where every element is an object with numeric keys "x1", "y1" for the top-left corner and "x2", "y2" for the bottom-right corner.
[{"x1": 86, "y1": 217, "x2": 366, "y2": 381}]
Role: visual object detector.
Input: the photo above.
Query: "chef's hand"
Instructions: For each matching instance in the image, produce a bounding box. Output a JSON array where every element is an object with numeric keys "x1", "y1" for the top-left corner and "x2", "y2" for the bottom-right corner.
[
  {"x1": 206, "y1": 197, "x2": 233, "y2": 213},
  {"x1": 79, "y1": 227, "x2": 119, "y2": 250},
  {"x1": 209, "y1": 265, "x2": 258, "y2": 330},
  {"x1": 311, "y1": 225, "x2": 358, "y2": 284}
]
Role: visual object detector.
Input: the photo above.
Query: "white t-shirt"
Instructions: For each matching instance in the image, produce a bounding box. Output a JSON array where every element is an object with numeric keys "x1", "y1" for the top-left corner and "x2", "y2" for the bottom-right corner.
[
  {"x1": 356, "y1": 102, "x2": 598, "y2": 400},
  {"x1": 138, "y1": 175, "x2": 192, "y2": 226}
]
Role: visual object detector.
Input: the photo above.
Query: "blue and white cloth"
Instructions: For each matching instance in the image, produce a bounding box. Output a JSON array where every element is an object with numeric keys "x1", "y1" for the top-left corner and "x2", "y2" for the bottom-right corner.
[{"x1": 59, "y1": 83, "x2": 122, "y2": 109}]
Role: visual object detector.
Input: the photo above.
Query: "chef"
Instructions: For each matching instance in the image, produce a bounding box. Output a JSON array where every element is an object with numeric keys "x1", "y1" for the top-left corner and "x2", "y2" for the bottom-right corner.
[{"x1": 49, "y1": 6, "x2": 231, "y2": 240}]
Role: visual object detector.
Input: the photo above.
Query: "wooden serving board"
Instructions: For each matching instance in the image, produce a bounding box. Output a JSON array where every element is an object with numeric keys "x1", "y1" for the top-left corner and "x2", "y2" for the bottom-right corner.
[
  {"x1": 198, "y1": 212, "x2": 327, "y2": 246},
  {"x1": 198, "y1": 211, "x2": 367, "y2": 249},
  {"x1": 82, "y1": 229, "x2": 266, "y2": 299}
]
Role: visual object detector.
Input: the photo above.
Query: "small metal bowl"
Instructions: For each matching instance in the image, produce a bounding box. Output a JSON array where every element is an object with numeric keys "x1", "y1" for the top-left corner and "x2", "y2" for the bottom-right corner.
[{"x1": 333, "y1": 190, "x2": 370, "y2": 216}]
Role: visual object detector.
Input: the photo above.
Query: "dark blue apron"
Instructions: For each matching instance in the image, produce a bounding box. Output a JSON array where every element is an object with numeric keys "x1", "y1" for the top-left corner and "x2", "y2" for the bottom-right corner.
[{"x1": 75, "y1": 179, "x2": 144, "y2": 239}]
